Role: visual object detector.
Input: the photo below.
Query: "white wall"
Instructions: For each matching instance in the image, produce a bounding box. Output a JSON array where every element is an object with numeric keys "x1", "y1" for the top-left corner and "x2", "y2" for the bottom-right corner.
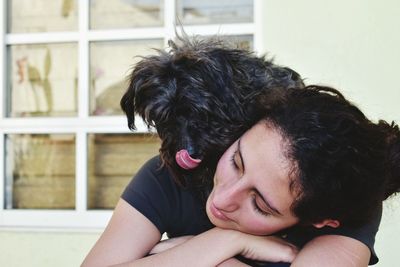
[{"x1": 260, "y1": 1, "x2": 400, "y2": 266}]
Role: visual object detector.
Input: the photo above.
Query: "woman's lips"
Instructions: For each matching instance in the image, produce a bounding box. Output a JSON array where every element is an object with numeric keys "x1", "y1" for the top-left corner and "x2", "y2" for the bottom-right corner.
[{"x1": 210, "y1": 203, "x2": 230, "y2": 221}]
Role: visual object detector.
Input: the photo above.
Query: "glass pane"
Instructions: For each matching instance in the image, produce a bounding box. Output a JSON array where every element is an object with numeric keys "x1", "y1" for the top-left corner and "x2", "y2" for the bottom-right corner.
[
  {"x1": 90, "y1": 0, "x2": 164, "y2": 29},
  {"x1": 7, "y1": 0, "x2": 78, "y2": 33},
  {"x1": 223, "y1": 35, "x2": 253, "y2": 51},
  {"x1": 88, "y1": 133, "x2": 160, "y2": 209},
  {"x1": 90, "y1": 39, "x2": 163, "y2": 116},
  {"x1": 178, "y1": 0, "x2": 253, "y2": 25},
  {"x1": 7, "y1": 43, "x2": 78, "y2": 117},
  {"x1": 4, "y1": 134, "x2": 76, "y2": 209}
]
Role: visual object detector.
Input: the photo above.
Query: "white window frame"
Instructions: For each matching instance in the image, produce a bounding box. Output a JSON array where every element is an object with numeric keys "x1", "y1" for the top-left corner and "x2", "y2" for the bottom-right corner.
[{"x1": 0, "y1": 0, "x2": 262, "y2": 230}]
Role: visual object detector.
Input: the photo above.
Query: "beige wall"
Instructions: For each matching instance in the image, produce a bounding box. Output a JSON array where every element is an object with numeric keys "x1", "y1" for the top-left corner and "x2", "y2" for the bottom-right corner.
[
  {"x1": 260, "y1": 0, "x2": 400, "y2": 122},
  {"x1": 1, "y1": 1, "x2": 399, "y2": 266},
  {"x1": 260, "y1": 1, "x2": 400, "y2": 266},
  {"x1": 0, "y1": 231, "x2": 99, "y2": 267}
]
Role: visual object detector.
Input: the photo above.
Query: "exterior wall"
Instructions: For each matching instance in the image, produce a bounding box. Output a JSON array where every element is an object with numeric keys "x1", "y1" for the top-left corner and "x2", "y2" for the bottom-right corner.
[
  {"x1": 260, "y1": 1, "x2": 400, "y2": 266},
  {"x1": 0, "y1": 231, "x2": 99, "y2": 267},
  {"x1": 0, "y1": 1, "x2": 399, "y2": 266}
]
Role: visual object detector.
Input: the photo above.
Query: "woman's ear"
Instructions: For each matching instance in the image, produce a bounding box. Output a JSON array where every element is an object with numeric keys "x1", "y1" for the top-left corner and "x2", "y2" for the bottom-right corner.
[{"x1": 312, "y1": 219, "x2": 340, "y2": 229}]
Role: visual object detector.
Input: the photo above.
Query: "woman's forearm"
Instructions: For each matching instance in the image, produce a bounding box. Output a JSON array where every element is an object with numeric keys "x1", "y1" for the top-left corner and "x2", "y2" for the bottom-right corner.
[
  {"x1": 111, "y1": 228, "x2": 297, "y2": 267},
  {"x1": 291, "y1": 235, "x2": 370, "y2": 267},
  {"x1": 111, "y1": 228, "x2": 242, "y2": 267},
  {"x1": 217, "y1": 258, "x2": 251, "y2": 267}
]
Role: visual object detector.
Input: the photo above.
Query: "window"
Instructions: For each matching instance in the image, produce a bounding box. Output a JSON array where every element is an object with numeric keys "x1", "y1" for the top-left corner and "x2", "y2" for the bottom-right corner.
[{"x1": 0, "y1": 0, "x2": 259, "y2": 229}]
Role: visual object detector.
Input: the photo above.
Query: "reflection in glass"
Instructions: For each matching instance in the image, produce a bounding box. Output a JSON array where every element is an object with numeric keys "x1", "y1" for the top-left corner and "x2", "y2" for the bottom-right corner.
[
  {"x1": 90, "y1": 0, "x2": 164, "y2": 29},
  {"x1": 223, "y1": 35, "x2": 253, "y2": 51},
  {"x1": 4, "y1": 134, "x2": 76, "y2": 209},
  {"x1": 90, "y1": 39, "x2": 163, "y2": 116},
  {"x1": 7, "y1": 0, "x2": 78, "y2": 33},
  {"x1": 7, "y1": 43, "x2": 78, "y2": 117},
  {"x1": 88, "y1": 133, "x2": 160, "y2": 209},
  {"x1": 178, "y1": 0, "x2": 253, "y2": 25}
]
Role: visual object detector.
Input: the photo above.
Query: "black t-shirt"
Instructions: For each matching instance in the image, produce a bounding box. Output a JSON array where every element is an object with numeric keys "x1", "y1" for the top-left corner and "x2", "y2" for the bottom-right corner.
[{"x1": 121, "y1": 156, "x2": 381, "y2": 266}]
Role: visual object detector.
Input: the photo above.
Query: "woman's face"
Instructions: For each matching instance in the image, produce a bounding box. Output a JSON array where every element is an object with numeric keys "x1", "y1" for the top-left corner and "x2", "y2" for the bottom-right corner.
[{"x1": 206, "y1": 122, "x2": 299, "y2": 235}]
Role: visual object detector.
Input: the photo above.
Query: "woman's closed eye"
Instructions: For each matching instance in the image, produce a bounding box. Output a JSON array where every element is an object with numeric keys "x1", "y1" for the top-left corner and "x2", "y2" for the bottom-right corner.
[
  {"x1": 230, "y1": 146, "x2": 244, "y2": 172},
  {"x1": 230, "y1": 150, "x2": 239, "y2": 170},
  {"x1": 252, "y1": 195, "x2": 271, "y2": 217}
]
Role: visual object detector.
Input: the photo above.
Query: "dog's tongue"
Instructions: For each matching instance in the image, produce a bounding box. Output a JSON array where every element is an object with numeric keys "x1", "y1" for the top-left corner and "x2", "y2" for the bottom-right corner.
[{"x1": 175, "y1": 149, "x2": 201, "y2": 170}]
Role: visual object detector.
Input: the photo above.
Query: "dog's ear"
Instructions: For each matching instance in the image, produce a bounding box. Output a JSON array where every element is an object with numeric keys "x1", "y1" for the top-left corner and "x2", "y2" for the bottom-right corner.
[
  {"x1": 120, "y1": 53, "x2": 178, "y2": 131},
  {"x1": 120, "y1": 76, "x2": 137, "y2": 131}
]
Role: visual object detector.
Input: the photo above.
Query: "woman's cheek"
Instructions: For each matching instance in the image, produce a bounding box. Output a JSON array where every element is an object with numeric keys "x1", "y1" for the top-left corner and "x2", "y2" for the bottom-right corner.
[
  {"x1": 240, "y1": 214, "x2": 282, "y2": 235},
  {"x1": 244, "y1": 218, "x2": 271, "y2": 234}
]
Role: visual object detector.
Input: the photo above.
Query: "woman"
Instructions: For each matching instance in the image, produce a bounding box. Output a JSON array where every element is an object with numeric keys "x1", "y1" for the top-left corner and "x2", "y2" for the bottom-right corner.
[{"x1": 82, "y1": 40, "x2": 399, "y2": 267}]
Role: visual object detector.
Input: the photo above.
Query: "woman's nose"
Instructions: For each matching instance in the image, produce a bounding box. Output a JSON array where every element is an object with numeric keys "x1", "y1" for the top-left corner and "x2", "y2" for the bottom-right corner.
[{"x1": 212, "y1": 179, "x2": 245, "y2": 212}]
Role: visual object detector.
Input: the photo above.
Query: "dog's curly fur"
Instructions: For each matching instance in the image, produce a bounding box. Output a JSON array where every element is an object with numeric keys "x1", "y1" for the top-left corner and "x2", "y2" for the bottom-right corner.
[{"x1": 120, "y1": 36, "x2": 304, "y2": 197}]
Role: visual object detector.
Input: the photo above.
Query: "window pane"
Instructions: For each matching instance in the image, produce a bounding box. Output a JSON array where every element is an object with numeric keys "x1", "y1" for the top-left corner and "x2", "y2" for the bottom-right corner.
[
  {"x1": 4, "y1": 134, "x2": 76, "y2": 209},
  {"x1": 178, "y1": 0, "x2": 253, "y2": 25},
  {"x1": 90, "y1": 39, "x2": 163, "y2": 116},
  {"x1": 7, "y1": 43, "x2": 78, "y2": 117},
  {"x1": 224, "y1": 35, "x2": 253, "y2": 51},
  {"x1": 90, "y1": 0, "x2": 164, "y2": 29},
  {"x1": 7, "y1": 0, "x2": 78, "y2": 33},
  {"x1": 88, "y1": 133, "x2": 160, "y2": 209}
]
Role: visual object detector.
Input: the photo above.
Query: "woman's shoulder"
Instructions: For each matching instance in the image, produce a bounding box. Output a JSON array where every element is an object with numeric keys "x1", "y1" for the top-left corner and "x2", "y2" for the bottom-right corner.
[
  {"x1": 284, "y1": 204, "x2": 382, "y2": 265},
  {"x1": 121, "y1": 155, "x2": 212, "y2": 236},
  {"x1": 123, "y1": 155, "x2": 179, "y2": 195}
]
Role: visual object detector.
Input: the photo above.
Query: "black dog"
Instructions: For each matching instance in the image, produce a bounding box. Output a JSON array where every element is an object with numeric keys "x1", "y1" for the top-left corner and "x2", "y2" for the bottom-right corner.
[{"x1": 121, "y1": 36, "x2": 303, "y2": 196}]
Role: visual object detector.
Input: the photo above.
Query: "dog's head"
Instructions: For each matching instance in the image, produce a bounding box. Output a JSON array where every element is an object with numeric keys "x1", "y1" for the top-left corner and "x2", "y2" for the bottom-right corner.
[{"x1": 121, "y1": 36, "x2": 303, "y2": 189}]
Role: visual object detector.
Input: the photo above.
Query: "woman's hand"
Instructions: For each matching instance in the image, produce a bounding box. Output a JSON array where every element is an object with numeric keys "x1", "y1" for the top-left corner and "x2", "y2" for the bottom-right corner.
[
  {"x1": 149, "y1": 236, "x2": 194, "y2": 255},
  {"x1": 237, "y1": 232, "x2": 299, "y2": 263}
]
